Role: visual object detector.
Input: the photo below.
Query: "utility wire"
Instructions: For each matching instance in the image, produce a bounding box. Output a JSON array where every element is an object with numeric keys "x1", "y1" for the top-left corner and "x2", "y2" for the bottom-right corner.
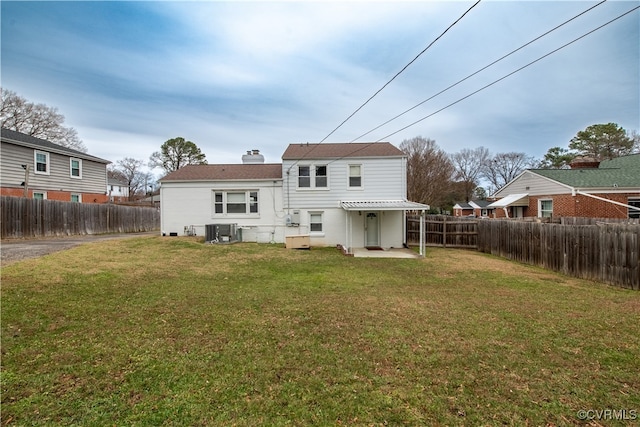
[
  {"x1": 321, "y1": 4, "x2": 639, "y2": 164},
  {"x1": 285, "y1": 0, "x2": 481, "y2": 174},
  {"x1": 374, "y1": 4, "x2": 640, "y2": 143},
  {"x1": 350, "y1": 0, "x2": 607, "y2": 142},
  {"x1": 317, "y1": 0, "x2": 482, "y2": 144}
]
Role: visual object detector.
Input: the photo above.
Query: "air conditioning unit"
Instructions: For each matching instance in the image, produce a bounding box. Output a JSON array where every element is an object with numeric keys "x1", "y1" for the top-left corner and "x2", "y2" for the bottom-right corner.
[{"x1": 205, "y1": 224, "x2": 238, "y2": 243}]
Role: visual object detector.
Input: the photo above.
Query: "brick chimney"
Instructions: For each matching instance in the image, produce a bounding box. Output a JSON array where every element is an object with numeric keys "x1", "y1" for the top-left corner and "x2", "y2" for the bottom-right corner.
[{"x1": 570, "y1": 156, "x2": 600, "y2": 169}]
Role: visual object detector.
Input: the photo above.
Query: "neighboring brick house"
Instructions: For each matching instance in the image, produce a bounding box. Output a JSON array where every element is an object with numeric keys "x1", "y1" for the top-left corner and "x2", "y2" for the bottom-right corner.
[
  {"x1": 488, "y1": 154, "x2": 640, "y2": 219},
  {"x1": 1, "y1": 128, "x2": 111, "y2": 203},
  {"x1": 453, "y1": 199, "x2": 492, "y2": 217}
]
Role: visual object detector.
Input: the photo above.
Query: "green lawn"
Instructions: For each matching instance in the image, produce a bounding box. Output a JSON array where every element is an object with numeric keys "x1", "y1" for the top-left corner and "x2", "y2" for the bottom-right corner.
[{"x1": 1, "y1": 237, "x2": 639, "y2": 426}]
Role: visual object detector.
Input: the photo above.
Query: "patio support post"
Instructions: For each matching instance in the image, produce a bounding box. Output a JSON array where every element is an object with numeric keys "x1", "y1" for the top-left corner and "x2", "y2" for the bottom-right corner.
[{"x1": 419, "y1": 209, "x2": 425, "y2": 257}]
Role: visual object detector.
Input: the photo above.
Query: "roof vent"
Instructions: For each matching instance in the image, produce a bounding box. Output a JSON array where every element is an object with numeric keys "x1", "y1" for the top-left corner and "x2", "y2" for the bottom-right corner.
[{"x1": 242, "y1": 149, "x2": 264, "y2": 164}]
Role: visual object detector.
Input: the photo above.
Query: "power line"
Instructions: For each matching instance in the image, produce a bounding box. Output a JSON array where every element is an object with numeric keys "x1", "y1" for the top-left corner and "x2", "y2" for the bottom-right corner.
[
  {"x1": 317, "y1": 0, "x2": 482, "y2": 144},
  {"x1": 349, "y1": 0, "x2": 607, "y2": 143},
  {"x1": 374, "y1": 4, "x2": 640, "y2": 143},
  {"x1": 285, "y1": 0, "x2": 482, "y2": 175}
]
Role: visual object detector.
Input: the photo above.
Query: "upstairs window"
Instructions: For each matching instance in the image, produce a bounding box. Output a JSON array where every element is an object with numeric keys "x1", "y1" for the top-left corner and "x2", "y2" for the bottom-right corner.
[
  {"x1": 70, "y1": 158, "x2": 82, "y2": 178},
  {"x1": 297, "y1": 164, "x2": 328, "y2": 189},
  {"x1": 298, "y1": 166, "x2": 310, "y2": 188},
  {"x1": 315, "y1": 166, "x2": 327, "y2": 187},
  {"x1": 349, "y1": 164, "x2": 362, "y2": 188},
  {"x1": 35, "y1": 151, "x2": 50, "y2": 175}
]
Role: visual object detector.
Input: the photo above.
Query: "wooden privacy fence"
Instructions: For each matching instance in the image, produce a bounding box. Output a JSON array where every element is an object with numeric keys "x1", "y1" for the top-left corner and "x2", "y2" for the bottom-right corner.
[
  {"x1": 1, "y1": 196, "x2": 160, "y2": 239},
  {"x1": 476, "y1": 220, "x2": 639, "y2": 290},
  {"x1": 407, "y1": 215, "x2": 639, "y2": 290},
  {"x1": 407, "y1": 214, "x2": 479, "y2": 248}
]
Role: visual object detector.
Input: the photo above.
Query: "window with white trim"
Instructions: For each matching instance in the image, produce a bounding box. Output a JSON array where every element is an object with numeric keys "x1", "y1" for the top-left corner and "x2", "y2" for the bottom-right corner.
[
  {"x1": 213, "y1": 190, "x2": 259, "y2": 215},
  {"x1": 348, "y1": 164, "x2": 362, "y2": 188},
  {"x1": 298, "y1": 166, "x2": 310, "y2": 188},
  {"x1": 33, "y1": 192, "x2": 46, "y2": 200},
  {"x1": 71, "y1": 194, "x2": 81, "y2": 203},
  {"x1": 539, "y1": 199, "x2": 553, "y2": 218},
  {"x1": 297, "y1": 165, "x2": 328, "y2": 189},
  {"x1": 34, "y1": 151, "x2": 50, "y2": 175},
  {"x1": 70, "y1": 158, "x2": 82, "y2": 178},
  {"x1": 629, "y1": 197, "x2": 640, "y2": 219},
  {"x1": 315, "y1": 166, "x2": 327, "y2": 187},
  {"x1": 309, "y1": 212, "x2": 323, "y2": 234}
]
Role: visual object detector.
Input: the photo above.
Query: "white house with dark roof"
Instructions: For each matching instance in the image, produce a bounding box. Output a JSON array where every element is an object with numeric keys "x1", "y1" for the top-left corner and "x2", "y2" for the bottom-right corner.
[{"x1": 159, "y1": 143, "x2": 429, "y2": 253}]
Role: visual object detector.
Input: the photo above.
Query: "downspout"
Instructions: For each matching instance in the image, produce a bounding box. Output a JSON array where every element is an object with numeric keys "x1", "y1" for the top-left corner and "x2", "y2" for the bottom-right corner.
[
  {"x1": 503, "y1": 207, "x2": 509, "y2": 218},
  {"x1": 576, "y1": 190, "x2": 640, "y2": 212}
]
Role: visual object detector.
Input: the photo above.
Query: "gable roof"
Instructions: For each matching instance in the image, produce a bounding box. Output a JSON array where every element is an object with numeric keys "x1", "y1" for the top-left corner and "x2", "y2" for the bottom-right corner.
[
  {"x1": 530, "y1": 154, "x2": 640, "y2": 189},
  {"x1": 160, "y1": 164, "x2": 282, "y2": 182},
  {"x1": 282, "y1": 142, "x2": 404, "y2": 160},
  {"x1": 1, "y1": 128, "x2": 110, "y2": 164}
]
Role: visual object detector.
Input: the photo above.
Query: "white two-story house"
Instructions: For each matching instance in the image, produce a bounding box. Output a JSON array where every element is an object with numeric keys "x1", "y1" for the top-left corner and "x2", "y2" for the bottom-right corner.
[
  {"x1": 159, "y1": 143, "x2": 429, "y2": 253},
  {"x1": 281, "y1": 143, "x2": 428, "y2": 253}
]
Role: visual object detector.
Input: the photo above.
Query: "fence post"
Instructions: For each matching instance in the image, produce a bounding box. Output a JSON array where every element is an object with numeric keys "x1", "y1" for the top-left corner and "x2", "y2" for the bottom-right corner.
[{"x1": 442, "y1": 215, "x2": 447, "y2": 248}]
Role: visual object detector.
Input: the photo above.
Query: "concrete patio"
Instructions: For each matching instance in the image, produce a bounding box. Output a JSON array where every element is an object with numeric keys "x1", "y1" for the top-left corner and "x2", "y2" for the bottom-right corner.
[{"x1": 351, "y1": 247, "x2": 421, "y2": 258}]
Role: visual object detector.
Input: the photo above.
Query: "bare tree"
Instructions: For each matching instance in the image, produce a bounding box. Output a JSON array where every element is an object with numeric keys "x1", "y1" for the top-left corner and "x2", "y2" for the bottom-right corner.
[
  {"x1": 399, "y1": 136, "x2": 454, "y2": 209},
  {"x1": 450, "y1": 146, "x2": 489, "y2": 202},
  {"x1": 108, "y1": 158, "x2": 151, "y2": 201},
  {"x1": 483, "y1": 152, "x2": 535, "y2": 193},
  {"x1": 1, "y1": 88, "x2": 87, "y2": 152}
]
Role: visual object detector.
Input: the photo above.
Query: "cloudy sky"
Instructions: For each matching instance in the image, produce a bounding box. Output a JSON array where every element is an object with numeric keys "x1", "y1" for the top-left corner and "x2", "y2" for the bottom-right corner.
[{"x1": 2, "y1": 1, "x2": 638, "y2": 175}]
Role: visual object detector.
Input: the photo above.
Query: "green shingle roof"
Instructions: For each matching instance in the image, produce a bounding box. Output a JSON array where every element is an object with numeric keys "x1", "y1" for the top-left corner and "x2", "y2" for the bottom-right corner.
[{"x1": 531, "y1": 153, "x2": 640, "y2": 188}]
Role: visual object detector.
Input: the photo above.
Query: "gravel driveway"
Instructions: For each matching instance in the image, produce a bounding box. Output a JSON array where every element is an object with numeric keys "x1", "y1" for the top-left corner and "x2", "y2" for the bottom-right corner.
[{"x1": 1, "y1": 232, "x2": 158, "y2": 266}]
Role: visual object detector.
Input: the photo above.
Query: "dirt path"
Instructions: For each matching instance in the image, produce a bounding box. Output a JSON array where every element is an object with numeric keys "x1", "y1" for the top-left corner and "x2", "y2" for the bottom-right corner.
[{"x1": 1, "y1": 232, "x2": 158, "y2": 266}]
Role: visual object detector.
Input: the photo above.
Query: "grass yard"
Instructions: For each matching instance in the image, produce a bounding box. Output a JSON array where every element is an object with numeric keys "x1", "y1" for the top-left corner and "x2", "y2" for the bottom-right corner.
[{"x1": 1, "y1": 237, "x2": 639, "y2": 426}]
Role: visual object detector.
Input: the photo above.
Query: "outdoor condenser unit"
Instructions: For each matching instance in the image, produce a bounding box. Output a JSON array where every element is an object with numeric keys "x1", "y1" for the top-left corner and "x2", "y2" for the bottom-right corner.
[{"x1": 205, "y1": 224, "x2": 238, "y2": 243}]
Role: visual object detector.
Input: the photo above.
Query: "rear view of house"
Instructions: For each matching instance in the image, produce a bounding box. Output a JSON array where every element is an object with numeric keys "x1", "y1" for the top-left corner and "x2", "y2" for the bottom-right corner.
[
  {"x1": 281, "y1": 142, "x2": 428, "y2": 253},
  {"x1": 159, "y1": 143, "x2": 429, "y2": 252}
]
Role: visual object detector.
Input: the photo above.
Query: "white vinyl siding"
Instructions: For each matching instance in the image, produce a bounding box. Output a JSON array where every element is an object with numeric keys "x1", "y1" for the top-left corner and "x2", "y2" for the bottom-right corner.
[{"x1": 283, "y1": 157, "x2": 405, "y2": 210}]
